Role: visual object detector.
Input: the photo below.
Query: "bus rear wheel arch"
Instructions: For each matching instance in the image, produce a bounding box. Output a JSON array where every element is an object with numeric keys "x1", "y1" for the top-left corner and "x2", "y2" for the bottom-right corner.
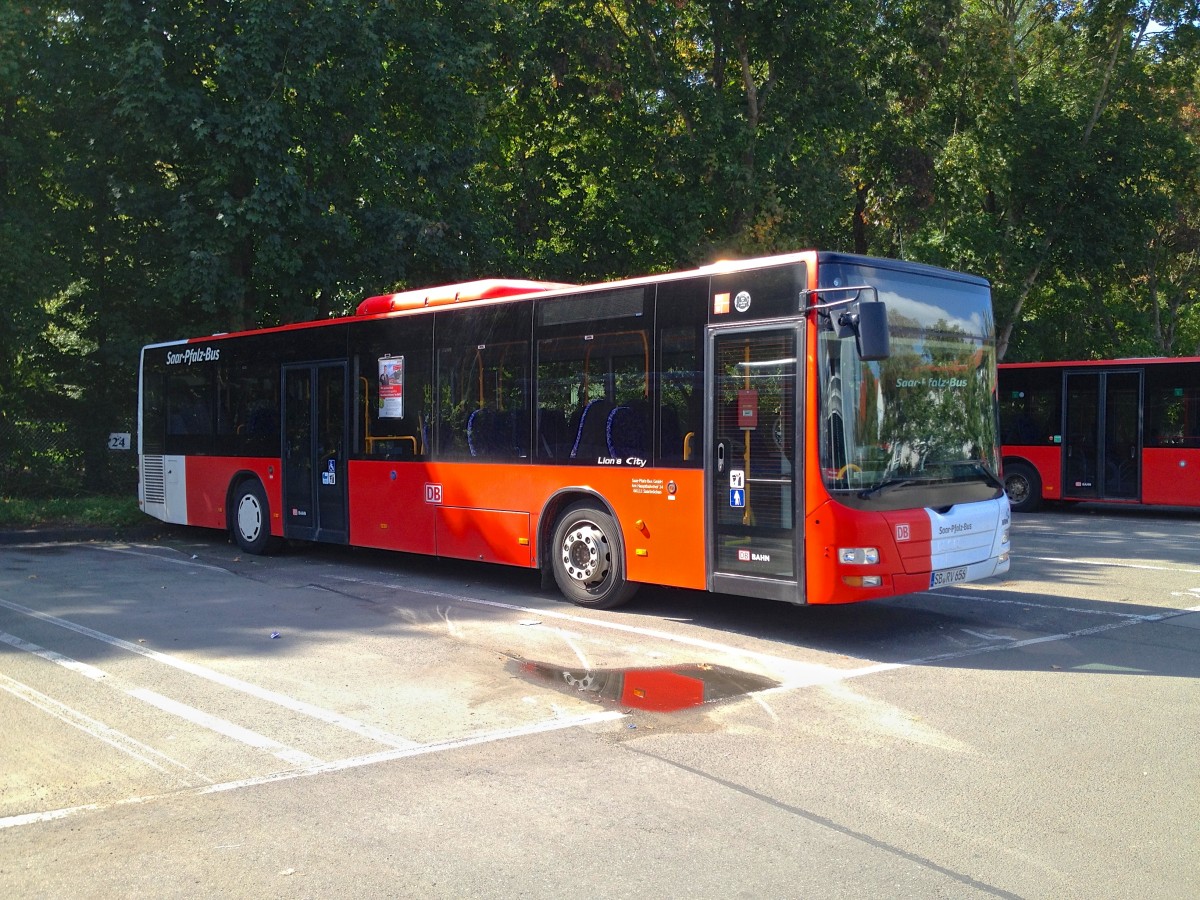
[
  {"x1": 1003, "y1": 460, "x2": 1042, "y2": 513},
  {"x1": 549, "y1": 501, "x2": 638, "y2": 609},
  {"x1": 229, "y1": 477, "x2": 279, "y2": 555}
]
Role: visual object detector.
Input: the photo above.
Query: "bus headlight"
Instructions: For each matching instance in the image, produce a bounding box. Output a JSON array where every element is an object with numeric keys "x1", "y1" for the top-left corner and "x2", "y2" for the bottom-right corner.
[{"x1": 838, "y1": 547, "x2": 879, "y2": 565}]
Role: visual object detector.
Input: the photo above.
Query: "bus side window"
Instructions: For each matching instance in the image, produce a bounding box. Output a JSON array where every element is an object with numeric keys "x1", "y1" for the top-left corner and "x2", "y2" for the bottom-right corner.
[
  {"x1": 213, "y1": 357, "x2": 278, "y2": 456},
  {"x1": 534, "y1": 286, "x2": 652, "y2": 465},
  {"x1": 351, "y1": 319, "x2": 432, "y2": 461},
  {"x1": 434, "y1": 305, "x2": 531, "y2": 462}
]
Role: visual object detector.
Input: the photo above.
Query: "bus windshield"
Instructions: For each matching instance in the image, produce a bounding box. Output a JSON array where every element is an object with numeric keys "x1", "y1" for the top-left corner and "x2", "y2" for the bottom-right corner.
[{"x1": 817, "y1": 260, "x2": 1003, "y2": 511}]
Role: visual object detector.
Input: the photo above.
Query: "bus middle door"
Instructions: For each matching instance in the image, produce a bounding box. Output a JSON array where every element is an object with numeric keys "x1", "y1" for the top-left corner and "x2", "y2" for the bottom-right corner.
[
  {"x1": 1063, "y1": 369, "x2": 1141, "y2": 502},
  {"x1": 283, "y1": 362, "x2": 349, "y2": 544}
]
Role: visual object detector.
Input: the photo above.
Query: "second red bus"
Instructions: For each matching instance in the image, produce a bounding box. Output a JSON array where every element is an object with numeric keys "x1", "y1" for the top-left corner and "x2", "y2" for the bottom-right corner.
[{"x1": 1000, "y1": 357, "x2": 1200, "y2": 511}]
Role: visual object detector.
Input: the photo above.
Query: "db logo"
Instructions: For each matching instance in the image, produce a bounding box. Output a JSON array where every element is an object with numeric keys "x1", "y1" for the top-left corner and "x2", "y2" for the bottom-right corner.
[
  {"x1": 738, "y1": 549, "x2": 751, "y2": 561},
  {"x1": 895, "y1": 523, "x2": 911, "y2": 542},
  {"x1": 425, "y1": 483, "x2": 443, "y2": 504}
]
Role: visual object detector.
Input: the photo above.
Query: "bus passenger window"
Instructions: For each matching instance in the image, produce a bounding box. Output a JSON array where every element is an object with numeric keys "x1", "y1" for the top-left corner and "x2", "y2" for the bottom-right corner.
[
  {"x1": 434, "y1": 305, "x2": 531, "y2": 462},
  {"x1": 166, "y1": 372, "x2": 213, "y2": 436}
]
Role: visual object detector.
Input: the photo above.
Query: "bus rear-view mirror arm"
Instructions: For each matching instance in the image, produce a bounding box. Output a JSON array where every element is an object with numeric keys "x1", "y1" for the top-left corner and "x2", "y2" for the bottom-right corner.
[{"x1": 803, "y1": 286, "x2": 891, "y2": 362}]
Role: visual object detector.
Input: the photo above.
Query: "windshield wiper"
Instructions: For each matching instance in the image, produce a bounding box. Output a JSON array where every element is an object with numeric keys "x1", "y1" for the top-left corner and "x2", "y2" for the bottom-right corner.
[{"x1": 858, "y1": 478, "x2": 918, "y2": 500}]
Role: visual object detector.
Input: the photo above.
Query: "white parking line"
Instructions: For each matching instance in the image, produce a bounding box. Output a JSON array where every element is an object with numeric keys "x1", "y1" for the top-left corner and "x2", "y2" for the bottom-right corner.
[
  {"x1": 893, "y1": 605, "x2": 1200, "y2": 667},
  {"x1": 0, "y1": 631, "x2": 109, "y2": 679},
  {"x1": 960, "y1": 628, "x2": 1010, "y2": 642},
  {"x1": 0, "y1": 672, "x2": 199, "y2": 784},
  {"x1": 1, "y1": 630, "x2": 319, "y2": 767},
  {"x1": 0, "y1": 597, "x2": 420, "y2": 750},
  {"x1": 0, "y1": 709, "x2": 625, "y2": 831},
  {"x1": 1012, "y1": 553, "x2": 1200, "y2": 575},
  {"x1": 91, "y1": 544, "x2": 233, "y2": 574},
  {"x1": 127, "y1": 688, "x2": 321, "y2": 767},
  {"x1": 927, "y1": 591, "x2": 1159, "y2": 619}
]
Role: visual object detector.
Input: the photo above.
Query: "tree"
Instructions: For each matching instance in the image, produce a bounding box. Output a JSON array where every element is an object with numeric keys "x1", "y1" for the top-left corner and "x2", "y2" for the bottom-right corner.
[
  {"x1": 0, "y1": 4, "x2": 65, "y2": 422},
  {"x1": 473, "y1": 0, "x2": 872, "y2": 281},
  {"x1": 876, "y1": 0, "x2": 1200, "y2": 359},
  {"x1": 6, "y1": 1, "x2": 502, "y2": 492}
]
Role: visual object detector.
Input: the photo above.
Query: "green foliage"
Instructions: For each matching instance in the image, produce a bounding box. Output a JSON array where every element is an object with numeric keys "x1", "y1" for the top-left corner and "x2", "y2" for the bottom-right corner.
[
  {"x1": 472, "y1": 0, "x2": 871, "y2": 279},
  {"x1": 0, "y1": 495, "x2": 144, "y2": 529}
]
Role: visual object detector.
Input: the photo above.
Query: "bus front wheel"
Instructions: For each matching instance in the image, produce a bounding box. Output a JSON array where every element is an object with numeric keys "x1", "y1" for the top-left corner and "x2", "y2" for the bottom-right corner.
[
  {"x1": 231, "y1": 479, "x2": 278, "y2": 554},
  {"x1": 1004, "y1": 461, "x2": 1042, "y2": 513},
  {"x1": 550, "y1": 503, "x2": 639, "y2": 609}
]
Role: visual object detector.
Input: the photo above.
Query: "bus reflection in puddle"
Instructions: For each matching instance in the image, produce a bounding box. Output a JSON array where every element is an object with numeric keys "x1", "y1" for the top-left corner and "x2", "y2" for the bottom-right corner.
[{"x1": 509, "y1": 659, "x2": 779, "y2": 712}]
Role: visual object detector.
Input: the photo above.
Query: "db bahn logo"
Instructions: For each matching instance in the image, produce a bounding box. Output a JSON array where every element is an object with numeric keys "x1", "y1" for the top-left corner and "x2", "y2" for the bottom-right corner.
[
  {"x1": 895, "y1": 523, "x2": 911, "y2": 542},
  {"x1": 425, "y1": 483, "x2": 443, "y2": 504}
]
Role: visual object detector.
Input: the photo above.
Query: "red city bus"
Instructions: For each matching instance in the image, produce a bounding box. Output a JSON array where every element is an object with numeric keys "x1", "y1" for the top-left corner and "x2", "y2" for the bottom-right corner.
[
  {"x1": 139, "y1": 251, "x2": 1011, "y2": 608},
  {"x1": 999, "y1": 357, "x2": 1200, "y2": 512}
]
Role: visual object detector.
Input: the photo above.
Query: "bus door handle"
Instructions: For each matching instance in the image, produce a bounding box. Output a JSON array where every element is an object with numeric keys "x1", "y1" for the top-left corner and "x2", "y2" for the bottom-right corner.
[{"x1": 716, "y1": 440, "x2": 728, "y2": 475}]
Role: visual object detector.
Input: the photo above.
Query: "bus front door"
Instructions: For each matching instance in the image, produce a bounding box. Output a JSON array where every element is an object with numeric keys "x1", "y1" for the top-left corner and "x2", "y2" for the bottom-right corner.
[
  {"x1": 282, "y1": 362, "x2": 349, "y2": 543},
  {"x1": 1063, "y1": 370, "x2": 1141, "y2": 502},
  {"x1": 707, "y1": 327, "x2": 802, "y2": 602}
]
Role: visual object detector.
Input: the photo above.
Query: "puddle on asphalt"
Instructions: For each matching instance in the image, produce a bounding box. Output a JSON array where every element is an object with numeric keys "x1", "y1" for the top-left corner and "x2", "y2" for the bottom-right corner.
[{"x1": 508, "y1": 658, "x2": 779, "y2": 712}]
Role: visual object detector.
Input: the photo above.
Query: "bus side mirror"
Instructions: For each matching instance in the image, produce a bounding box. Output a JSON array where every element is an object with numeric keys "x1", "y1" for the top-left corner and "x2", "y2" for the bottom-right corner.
[{"x1": 839, "y1": 300, "x2": 890, "y2": 361}]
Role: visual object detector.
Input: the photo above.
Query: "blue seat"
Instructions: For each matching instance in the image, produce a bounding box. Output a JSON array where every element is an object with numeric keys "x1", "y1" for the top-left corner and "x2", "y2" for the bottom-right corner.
[
  {"x1": 570, "y1": 399, "x2": 615, "y2": 460},
  {"x1": 606, "y1": 405, "x2": 647, "y2": 459}
]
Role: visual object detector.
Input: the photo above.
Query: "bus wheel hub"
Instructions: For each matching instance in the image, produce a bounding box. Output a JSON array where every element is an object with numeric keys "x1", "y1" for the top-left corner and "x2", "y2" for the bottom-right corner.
[
  {"x1": 562, "y1": 525, "x2": 607, "y2": 585},
  {"x1": 237, "y1": 496, "x2": 262, "y2": 540}
]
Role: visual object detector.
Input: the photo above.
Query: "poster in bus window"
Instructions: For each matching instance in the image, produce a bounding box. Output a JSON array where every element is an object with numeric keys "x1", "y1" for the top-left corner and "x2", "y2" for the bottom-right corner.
[{"x1": 378, "y1": 356, "x2": 404, "y2": 418}]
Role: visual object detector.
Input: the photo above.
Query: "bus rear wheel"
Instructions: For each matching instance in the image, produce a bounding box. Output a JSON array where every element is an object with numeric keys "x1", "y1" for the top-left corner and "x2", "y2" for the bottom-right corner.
[
  {"x1": 1004, "y1": 461, "x2": 1042, "y2": 513},
  {"x1": 550, "y1": 503, "x2": 638, "y2": 609},
  {"x1": 231, "y1": 479, "x2": 278, "y2": 554}
]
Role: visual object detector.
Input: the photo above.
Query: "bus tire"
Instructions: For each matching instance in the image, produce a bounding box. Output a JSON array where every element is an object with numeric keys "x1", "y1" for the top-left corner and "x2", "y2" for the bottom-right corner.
[
  {"x1": 1004, "y1": 461, "x2": 1042, "y2": 513},
  {"x1": 550, "y1": 502, "x2": 639, "y2": 609},
  {"x1": 231, "y1": 479, "x2": 277, "y2": 555}
]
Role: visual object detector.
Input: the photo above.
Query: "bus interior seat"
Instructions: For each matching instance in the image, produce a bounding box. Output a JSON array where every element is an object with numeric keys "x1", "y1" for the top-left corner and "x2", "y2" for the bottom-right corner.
[
  {"x1": 467, "y1": 407, "x2": 495, "y2": 457},
  {"x1": 570, "y1": 398, "x2": 615, "y2": 459},
  {"x1": 606, "y1": 404, "x2": 648, "y2": 459}
]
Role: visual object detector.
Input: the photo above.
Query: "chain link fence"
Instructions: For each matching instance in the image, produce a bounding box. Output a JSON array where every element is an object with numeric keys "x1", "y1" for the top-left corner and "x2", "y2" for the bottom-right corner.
[{"x1": 0, "y1": 418, "x2": 138, "y2": 498}]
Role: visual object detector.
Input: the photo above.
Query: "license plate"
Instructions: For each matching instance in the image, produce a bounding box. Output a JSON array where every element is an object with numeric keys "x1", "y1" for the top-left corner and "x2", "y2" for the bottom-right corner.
[{"x1": 930, "y1": 566, "x2": 969, "y2": 588}]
